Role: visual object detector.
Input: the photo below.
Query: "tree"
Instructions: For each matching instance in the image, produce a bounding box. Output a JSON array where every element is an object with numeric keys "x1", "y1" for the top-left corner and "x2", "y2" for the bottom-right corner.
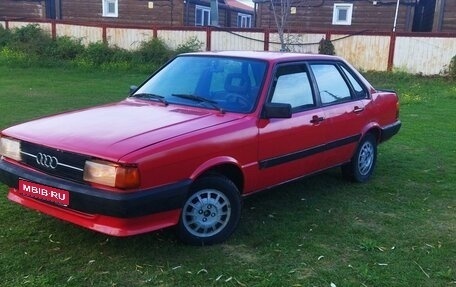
[{"x1": 269, "y1": 0, "x2": 293, "y2": 51}]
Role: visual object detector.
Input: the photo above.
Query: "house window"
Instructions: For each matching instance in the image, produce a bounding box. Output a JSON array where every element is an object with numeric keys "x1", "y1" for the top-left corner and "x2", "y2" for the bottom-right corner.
[
  {"x1": 102, "y1": 0, "x2": 118, "y2": 17},
  {"x1": 237, "y1": 13, "x2": 252, "y2": 28},
  {"x1": 196, "y1": 6, "x2": 211, "y2": 26},
  {"x1": 332, "y1": 3, "x2": 353, "y2": 25}
]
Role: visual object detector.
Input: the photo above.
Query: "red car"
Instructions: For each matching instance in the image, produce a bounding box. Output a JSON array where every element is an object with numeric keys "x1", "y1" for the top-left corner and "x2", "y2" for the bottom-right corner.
[{"x1": 0, "y1": 52, "x2": 400, "y2": 245}]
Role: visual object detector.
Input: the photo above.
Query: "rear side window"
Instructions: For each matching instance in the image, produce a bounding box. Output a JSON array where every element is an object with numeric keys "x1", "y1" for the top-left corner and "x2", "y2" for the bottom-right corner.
[
  {"x1": 341, "y1": 66, "x2": 367, "y2": 99},
  {"x1": 310, "y1": 64, "x2": 351, "y2": 105}
]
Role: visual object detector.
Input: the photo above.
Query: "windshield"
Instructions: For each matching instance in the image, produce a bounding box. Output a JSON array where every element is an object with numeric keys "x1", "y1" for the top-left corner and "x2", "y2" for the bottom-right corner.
[{"x1": 133, "y1": 55, "x2": 267, "y2": 113}]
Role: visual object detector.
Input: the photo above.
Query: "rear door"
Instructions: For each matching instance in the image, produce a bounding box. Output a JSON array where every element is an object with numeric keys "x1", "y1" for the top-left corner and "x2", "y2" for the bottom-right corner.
[{"x1": 309, "y1": 62, "x2": 371, "y2": 167}]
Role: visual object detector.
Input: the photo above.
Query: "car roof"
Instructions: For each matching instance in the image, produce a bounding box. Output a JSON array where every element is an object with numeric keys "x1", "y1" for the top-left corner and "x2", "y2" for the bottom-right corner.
[{"x1": 182, "y1": 51, "x2": 343, "y2": 63}]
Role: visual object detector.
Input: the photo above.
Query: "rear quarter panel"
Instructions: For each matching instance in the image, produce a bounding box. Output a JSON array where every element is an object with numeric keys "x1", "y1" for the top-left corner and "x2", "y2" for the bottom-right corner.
[{"x1": 369, "y1": 91, "x2": 400, "y2": 127}]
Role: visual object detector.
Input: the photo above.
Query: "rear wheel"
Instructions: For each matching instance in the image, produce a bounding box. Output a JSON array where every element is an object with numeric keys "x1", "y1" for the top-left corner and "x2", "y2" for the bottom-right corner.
[
  {"x1": 342, "y1": 133, "x2": 377, "y2": 183},
  {"x1": 177, "y1": 175, "x2": 241, "y2": 245}
]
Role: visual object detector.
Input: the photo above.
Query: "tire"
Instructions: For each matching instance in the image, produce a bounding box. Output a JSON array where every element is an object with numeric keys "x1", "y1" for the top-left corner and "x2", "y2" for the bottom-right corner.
[
  {"x1": 177, "y1": 175, "x2": 241, "y2": 245},
  {"x1": 342, "y1": 133, "x2": 377, "y2": 183}
]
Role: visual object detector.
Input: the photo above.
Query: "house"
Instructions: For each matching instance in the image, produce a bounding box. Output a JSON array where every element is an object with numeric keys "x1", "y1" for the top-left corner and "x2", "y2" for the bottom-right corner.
[
  {"x1": 253, "y1": 0, "x2": 456, "y2": 32},
  {"x1": 0, "y1": 0, "x2": 44, "y2": 20},
  {"x1": 0, "y1": 0, "x2": 254, "y2": 28}
]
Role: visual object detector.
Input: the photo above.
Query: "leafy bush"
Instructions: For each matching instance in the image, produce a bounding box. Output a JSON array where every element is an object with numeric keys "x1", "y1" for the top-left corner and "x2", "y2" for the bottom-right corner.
[
  {"x1": 174, "y1": 37, "x2": 203, "y2": 54},
  {"x1": 80, "y1": 42, "x2": 115, "y2": 66},
  {"x1": 134, "y1": 38, "x2": 172, "y2": 65},
  {"x1": 49, "y1": 36, "x2": 84, "y2": 60},
  {"x1": 103, "y1": 46, "x2": 135, "y2": 71},
  {"x1": 9, "y1": 24, "x2": 53, "y2": 57},
  {"x1": 318, "y1": 38, "x2": 335, "y2": 55},
  {"x1": 0, "y1": 24, "x2": 204, "y2": 71},
  {"x1": 0, "y1": 26, "x2": 12, "y2": 47},
  {"x1": 0, "y1": 47, "x2": 28, "y2": 66},
  {"x1": 448, "y1": 55, "x2": 456, "y2": 79}
]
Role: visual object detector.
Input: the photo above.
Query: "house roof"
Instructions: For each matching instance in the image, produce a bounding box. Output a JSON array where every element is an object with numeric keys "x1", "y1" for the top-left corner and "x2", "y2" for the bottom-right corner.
[{"x1": 225, "y1": 0, "x2": 254, "y2": 12}]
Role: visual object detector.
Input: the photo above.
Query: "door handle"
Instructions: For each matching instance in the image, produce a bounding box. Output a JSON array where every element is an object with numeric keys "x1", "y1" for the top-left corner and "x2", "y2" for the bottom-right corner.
[
  {"x1": 310, "y1": 115, "x2": 324, "y2": 124},
  {"x1": 353, "y1": 106, "x2": 364, "y2": 113}
]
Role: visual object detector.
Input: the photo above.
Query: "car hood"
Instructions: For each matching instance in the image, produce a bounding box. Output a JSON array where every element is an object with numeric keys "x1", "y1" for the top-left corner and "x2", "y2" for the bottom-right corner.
[{"x1": 3, "y1": 99, "x2": 243, "y2": 161}]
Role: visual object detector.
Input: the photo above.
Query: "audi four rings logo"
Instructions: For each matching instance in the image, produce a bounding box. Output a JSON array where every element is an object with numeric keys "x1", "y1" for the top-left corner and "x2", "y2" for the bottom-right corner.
[{"x1": 36, "y1": 153, "x2": 59, "y2": 169}]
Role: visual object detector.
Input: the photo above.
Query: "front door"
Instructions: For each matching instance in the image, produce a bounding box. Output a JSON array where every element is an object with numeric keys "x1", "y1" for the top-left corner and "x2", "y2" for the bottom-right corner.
[{"x1": 257, "y1": 63, "x2": 328, "y2": 190}]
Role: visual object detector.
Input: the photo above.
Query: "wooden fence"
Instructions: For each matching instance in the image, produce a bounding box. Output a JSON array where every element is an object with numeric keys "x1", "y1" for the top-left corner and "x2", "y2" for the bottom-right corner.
[{"x1": 1, "y1": 20, "x2": 455, "y2": 75}]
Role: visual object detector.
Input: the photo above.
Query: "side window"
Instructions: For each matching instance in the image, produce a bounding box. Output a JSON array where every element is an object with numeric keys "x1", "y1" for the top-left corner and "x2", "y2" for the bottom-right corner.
[
  {"x1": 102, "y1": 0, "x2": 118, "y2": 17},
  {"x1": 341, "y1": 66, "x2": 368, "y2": 99},
  {"x1": 195, "y1": 6, "x2": 211, "y2": 26},
  {"x1": 271, "y1": 65, "x2": 314, "y2": 110},
  {"x1": 310, "y1": 64, "x2": 351, "y2": 105},
  {"x1": 332, "y1": 3, "x2": 353, "y2": 25},
  {"x1": 237, "y1": 13, "x2": 252, "y2": 28}
]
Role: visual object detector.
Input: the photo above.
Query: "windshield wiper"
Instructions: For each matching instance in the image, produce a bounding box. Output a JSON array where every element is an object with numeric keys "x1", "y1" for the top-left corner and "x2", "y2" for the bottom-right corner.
[
  {"x1": 172, "y1": 94, "x2": 224, "y2": 113},
  {"x1": 321, "y1": 90, "x2": 344, "y2": 101},
  {"x1": 131, "y1": 93, "x2": 168, "y2": 106}
]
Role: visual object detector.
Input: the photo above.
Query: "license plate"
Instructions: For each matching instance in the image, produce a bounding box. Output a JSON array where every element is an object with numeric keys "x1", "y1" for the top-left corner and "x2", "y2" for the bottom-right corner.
[{"x1": 19, "y1": 179, "x2": 70, "y2": 206}]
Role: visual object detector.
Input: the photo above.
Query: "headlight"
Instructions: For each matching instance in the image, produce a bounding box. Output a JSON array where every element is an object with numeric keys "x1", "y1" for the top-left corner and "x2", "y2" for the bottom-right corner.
[
  {"x1": 83, "y1": 159, "x2": 140, "y2": 190},
  {"x1": 0, "y1": 137, "x2": 22, "y2": 161}
]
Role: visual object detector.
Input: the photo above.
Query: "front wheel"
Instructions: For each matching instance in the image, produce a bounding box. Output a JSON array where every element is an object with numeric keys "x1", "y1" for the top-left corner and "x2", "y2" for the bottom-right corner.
[
  {"x1": 342, "y1": 133, "x2": 377, "y2": 183},
  {"x1": 177, "y1": 175, "x2": 241, "y2": 245}
]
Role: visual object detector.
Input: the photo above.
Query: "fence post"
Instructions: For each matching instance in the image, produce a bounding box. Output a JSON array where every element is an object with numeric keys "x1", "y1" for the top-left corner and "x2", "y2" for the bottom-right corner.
[
  {"x1": 264, "y1": 29, "x2": 269, "y2": 51},
  {"x1": 102, "y1": 25, "x2": 107, "y2": 44},
  {"x1": 206, "y1": 27, "x2": 212, "y2": 51},
  {"x1": 387, "y1": 31, "x2": 396, "y2": 72},
  {"x1": 325, "y1": 30, "x2": 331, "y2": 40},
  {"x1": 51, "y1": 20, "x2": 56, "y2": 39},
  {"x1": 153, "y1": 26, "x2": 157, "y2": 38}
]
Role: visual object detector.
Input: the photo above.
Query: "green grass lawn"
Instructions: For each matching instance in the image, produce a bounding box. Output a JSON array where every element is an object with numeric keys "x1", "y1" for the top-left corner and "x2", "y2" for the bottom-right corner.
[{"x1": 0, "y1": 66, "x2": 455, "y2": 287}]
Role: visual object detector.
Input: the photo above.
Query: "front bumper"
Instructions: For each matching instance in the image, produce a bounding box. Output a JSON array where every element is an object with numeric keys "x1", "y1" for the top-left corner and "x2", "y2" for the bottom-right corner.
[{"x1": 0, "y1": 159, "x2": 191, "y2": 236}]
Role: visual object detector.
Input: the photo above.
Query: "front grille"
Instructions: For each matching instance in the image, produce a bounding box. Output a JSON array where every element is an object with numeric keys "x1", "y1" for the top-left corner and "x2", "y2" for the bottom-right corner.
[{"x1": 20, "y1": 141, "x2": 91, "y2": 183}]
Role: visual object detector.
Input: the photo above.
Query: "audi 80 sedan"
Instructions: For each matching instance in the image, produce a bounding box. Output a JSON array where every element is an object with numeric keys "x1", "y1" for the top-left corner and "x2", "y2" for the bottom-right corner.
[{"x1": 0, "y1": 51, "x2": 401, "y2": 245}]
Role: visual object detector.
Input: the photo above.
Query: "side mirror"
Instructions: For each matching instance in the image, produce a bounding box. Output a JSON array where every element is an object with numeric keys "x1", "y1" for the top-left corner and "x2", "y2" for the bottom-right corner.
[
  {"x1": 129, "y1": 85, "x2": 138, "y2": 96},
  {"x1": 261, "y1": 103, "x2": 292, "y2": 119}
]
